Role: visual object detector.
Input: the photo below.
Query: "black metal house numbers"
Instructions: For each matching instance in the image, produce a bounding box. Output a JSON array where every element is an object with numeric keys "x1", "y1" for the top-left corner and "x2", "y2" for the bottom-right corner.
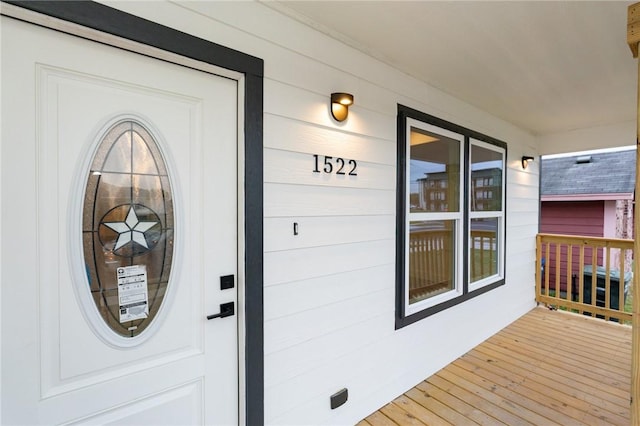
[{"x1": 312, "y1": 154, "x2": 357, "y2": 176}]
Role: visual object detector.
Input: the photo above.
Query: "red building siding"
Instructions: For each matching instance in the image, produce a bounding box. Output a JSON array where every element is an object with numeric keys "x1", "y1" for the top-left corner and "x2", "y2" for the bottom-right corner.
[
  {"x1": 540, "y1": 201, "x2": 604, "y2": 237},
  {"x1": 540, "y1": 201, "x2": 604, "y2": 293}
]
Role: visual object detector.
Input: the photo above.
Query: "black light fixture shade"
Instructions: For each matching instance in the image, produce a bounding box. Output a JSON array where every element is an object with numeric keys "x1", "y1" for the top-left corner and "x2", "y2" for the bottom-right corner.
[
  {"x1": 331, "y1": 92, "x2": 354, "y2": 122},
  {"x1": 521, "y1": 155, "x2": 535, "y2": 169}
]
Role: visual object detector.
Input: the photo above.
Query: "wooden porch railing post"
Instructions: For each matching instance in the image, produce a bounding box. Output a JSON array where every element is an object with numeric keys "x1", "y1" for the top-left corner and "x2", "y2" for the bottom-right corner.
[
  {"x1": 627, "y1": 4, "x2": 640, "y2": 423},
  {"x1": 535, "y1": 234, "x2": 541, "y2": 303}
]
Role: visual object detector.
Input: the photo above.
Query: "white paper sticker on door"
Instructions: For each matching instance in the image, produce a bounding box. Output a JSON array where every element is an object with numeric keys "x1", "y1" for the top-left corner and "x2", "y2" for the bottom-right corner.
[{"x1": 117, "y1": 265, "x2": 149, "y2": 323}]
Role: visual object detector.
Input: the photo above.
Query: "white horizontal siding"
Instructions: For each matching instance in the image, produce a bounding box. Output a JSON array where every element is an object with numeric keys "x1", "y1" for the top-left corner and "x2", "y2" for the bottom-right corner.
[
  {"x1": 265, "y1": 80, "x2": 396, "y2": 141},
  {"x1": 264, "y1": 314, "x2": 393, "y2": 424},
  {"x1": 265, "y1": 287, "x2": 393, "y2": 374},
  {"x1": 264, "y1": 149, "x2": 395, "y2": 190},
  {"x1": 265, "y1": 115, "x2": 395, "y2": 165},
  {"x1": 508, "y1": 185, "x2": 540, "y2": 201},
  {"x1": 101, "y1": 2, "x2": 540, "y2": 424},
  {"x1": 509, "y1": 197, "x2": 540, "y2": 213},
  {"x1": 264, "y1": 240, "x2": 394, "y2": 286},
  {"x1": 264, "y1": 215, "x2": 394, "y2": 252},
  {"x1": 265, "y1": 183, "x2": 395, "y2": 217},
  {"x1": 264, "y1": 264, "x2": 393, "y2": 320},
  {"x1": 504, "y1": 156, "x2": 539, "y2": 312},
  {"x1": 508, "y1": 211, "x2": 539, "y2": 228}
]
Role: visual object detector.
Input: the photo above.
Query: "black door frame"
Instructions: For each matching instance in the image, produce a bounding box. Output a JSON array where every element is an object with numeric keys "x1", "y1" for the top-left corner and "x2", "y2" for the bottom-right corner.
[{"x1": 3, "y1": 1, "x2": 264, "y2": 423}]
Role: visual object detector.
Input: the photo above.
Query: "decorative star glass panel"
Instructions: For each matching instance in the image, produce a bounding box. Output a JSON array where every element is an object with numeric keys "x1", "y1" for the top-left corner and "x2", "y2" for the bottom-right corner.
[{"x1": 82, "y1": 119, "x2": 174, "y2": 338}]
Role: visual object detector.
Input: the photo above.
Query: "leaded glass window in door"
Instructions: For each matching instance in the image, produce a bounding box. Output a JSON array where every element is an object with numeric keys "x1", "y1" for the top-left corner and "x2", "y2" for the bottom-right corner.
[{"x1": 82, "y1": 119, "x2": 174, "y2": 338}]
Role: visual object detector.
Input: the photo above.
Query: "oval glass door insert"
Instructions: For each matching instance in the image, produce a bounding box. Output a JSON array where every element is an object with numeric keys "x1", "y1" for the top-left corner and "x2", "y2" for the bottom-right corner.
[{"x1": 82, "y1": 119, "x2": 174, "y2": 338}]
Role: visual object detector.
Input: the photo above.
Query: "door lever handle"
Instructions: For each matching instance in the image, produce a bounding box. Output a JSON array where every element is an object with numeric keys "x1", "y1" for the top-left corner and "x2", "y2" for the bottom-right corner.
[{"x1": 207, "y1": 302, "x2": 235, "y2": 320}]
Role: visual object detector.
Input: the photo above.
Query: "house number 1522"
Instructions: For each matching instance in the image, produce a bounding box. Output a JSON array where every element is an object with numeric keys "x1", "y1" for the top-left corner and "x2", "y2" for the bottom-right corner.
[{"x1": 312, "y1": 154, "x2": 358, "y2": 176}]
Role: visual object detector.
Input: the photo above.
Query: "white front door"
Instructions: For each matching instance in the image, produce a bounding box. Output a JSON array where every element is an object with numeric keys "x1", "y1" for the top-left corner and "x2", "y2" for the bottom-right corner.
[{"x1": 1, "y1": 15, "x2": 240, "y2": 425}]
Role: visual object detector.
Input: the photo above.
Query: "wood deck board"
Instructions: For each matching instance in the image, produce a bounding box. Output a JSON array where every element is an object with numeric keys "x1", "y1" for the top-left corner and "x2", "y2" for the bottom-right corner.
[
  {"x1": 403, "y1": 386, "x2": 480, "y2": 425},
  {"x1": 456, "y1": 360, "x2": 616, "y2": 424},
  {"x1": 481, "y1": 337, "x2": 629, "y2": 392},
  {"x1": 446, "y1": 360, "x2": 583, "y2": 426},
  {"x1": 521, "y1": 307, "x2": 631, "y2": 339},
  {"x1": 489, "y1": 331, "x2": 631, "y2": 391},
  {"x1": 499, "y1": 316, "x2": 631, "y2": 368},
  {"x1": 359, "y1": 307, "x2": 631, "y2": 425},
  {"x1": 472, "y1": 338, "x2": 630, "y2": 410},
  {"x1": 502, "y1": 309, "x2": 630, "y2": 351},
  {"x1": 417, "y1": 378, "x2": 510, "y2": 425},
  {"x1": 363, "y1": 409, "x2": 402, "y2": 426},
  {"x1": 442, "y1": 360, "x2": 581, "y2": 425},
  {"x1": 379, "y1": 401, "x2": 427, "y2": 426},
  {"x1": 477, "y1": 334, "x2": 630, "y2": 398},
  {"x1": 492, "y1": 322, "x2": 632, "y2": 385},
  {"x1": 494, "y1": 326, "x2": 631, "y2": 379},
  {"x1": 515, "y1": 310, "x2": 632, "y2": 348},
  {"x1": 392, "y1": 393, "x2": 453, "y2": 426},
  {"x1": 502, "y1": 316, "x2": 631, "y2": 361},
  {"x1": 449, "y1": 358, "x2": 598, "y2": 425},
  {"x1": 422, "y1": 373, "x2": 538, "y2": 425},
  {"x1": 463, "y1": 347, "x2": 629, "y2": 424}
]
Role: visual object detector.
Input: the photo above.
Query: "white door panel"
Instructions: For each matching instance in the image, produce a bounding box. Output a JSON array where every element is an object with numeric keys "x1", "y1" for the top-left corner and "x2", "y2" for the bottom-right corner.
[{"x1": 2, "y1": 16, "x2": 239, "y2": 425}]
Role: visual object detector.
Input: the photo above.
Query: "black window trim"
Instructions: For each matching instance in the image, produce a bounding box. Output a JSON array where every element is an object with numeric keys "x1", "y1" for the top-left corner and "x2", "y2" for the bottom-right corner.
[{"x1": 396, "y1": 104, "x2": 507, "y2": 329}]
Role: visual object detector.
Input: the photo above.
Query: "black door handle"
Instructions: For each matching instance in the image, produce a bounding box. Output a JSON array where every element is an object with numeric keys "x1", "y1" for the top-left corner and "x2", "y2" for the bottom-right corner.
[{"x1": 207, "y1": 302, "x2": 235, "y2": 320}]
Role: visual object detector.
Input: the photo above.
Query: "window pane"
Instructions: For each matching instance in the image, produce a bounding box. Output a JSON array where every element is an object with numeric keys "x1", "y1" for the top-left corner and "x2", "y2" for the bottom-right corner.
[
  {"x1": 470, "y1": 144, "x2": 503, "y2": 211},
  {"x1": 409, "y1": 126, "x2": 460, "y2": 213},
  {"x1": 408, "y1": 220, "x2": 456, "y2": 304},
  {"x1": 102, "y1": 128, "x2": 133, "y2": 173},
  {"x1": 470, "y1": 218, "x2": 498, "y2": 282},
  {"x1": 82, "y1": 119, "x2": 174, "y2": 339}
]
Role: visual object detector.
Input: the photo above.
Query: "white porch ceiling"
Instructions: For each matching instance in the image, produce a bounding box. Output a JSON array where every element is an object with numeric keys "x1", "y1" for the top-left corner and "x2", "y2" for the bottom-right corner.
[{"x1": 270, "y1": 1, "x2": 637, "y2": 136}]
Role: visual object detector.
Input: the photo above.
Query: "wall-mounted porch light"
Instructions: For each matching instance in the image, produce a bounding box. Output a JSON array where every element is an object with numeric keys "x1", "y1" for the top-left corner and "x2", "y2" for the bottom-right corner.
[
  {"x1": 521, "y1": 155, "x2": 535, "y2": 169},
  {"x1": 330, "y1": 92, "x2": 354, "y2": 122}
]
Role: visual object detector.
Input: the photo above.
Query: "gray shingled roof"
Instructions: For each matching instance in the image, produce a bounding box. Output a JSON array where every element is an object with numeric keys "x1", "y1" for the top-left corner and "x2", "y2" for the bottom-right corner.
[{"x1": 541, "y1": 150, "x2": 636, "y2": 196}]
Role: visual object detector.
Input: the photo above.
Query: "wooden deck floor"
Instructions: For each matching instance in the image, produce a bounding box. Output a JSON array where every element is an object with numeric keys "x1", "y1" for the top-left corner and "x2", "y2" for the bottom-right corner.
[{"x1": 357, "y1": 306, "x2": 632, "y2": 425}]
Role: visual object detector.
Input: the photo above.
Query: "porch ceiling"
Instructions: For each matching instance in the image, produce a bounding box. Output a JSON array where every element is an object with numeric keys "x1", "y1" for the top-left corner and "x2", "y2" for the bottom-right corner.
[{"x1": 270, "y1": 1, "x2": 637, "y2": 137}]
